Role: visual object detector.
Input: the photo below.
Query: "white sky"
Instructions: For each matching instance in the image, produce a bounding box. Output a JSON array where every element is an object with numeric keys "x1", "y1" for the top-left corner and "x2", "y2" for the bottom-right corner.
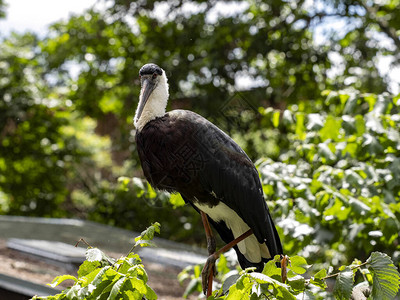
[
  {"x1": 0, "y1": 0, "x2": 398, "y2": 94},
  {"x1": 0, "y1": 0, "x2": 97, "y2": 36}
]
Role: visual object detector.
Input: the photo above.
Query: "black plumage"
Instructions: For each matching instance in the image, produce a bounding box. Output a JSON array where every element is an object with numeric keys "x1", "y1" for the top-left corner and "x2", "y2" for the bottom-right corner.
[
  {"x1": 139, "y1": 63, "x2": 163, "y2": 76},
  {"x1": 136, "y1": 109, "x2": 283, "y2": 270}
]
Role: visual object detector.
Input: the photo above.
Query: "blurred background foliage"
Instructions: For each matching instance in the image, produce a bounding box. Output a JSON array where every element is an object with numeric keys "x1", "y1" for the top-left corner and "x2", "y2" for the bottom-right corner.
[{"x1": 0, "y1": 0, "x2": 399, "y2": 270}]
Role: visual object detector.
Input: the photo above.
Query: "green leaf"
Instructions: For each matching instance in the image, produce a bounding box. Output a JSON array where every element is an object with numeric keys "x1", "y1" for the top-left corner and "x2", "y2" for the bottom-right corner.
[
  {"x1": 217, "y1": 254, "x2": 231, "y2": 275},
  {"x1": 126, "y1": 252, "x2": 141, "y2": 263},
  {"x1": 134, "y1": 222, "x2": 161, "y2": 248},
  {"x1": 183, "y1": 278, "x2": 201, "y2": 298},
  {"x1": 226, "y1": 283, "x2": 246, "y2": 299},
  {"x1": 108, "y1": 277, "x2": 127, "y2": 300},
  {"x1": 333, "y1": 267, "x2": 353, "y2": 300},
  {"x1": 310, "y1": 269, "x2": 327, "y2": 289},
  {"x1": 235, "y1": 274, "x2": 246, "y2": 290},
  {"x1": 348, "y1": 197, "x2": 371, "y2": 215},
  {"x1": 314, "y1": 269, "x2": 327, "y2": 280},
  {"x1": 81, "y1": 268, "x2": 102, "y2": 287},
  {"x1": 130, "y1": 277, "x2": 147, "y2": 294},
  {"x1": 324, "y1": 198, "x2": 351, "y2": 221},
  {"x1": 145, "y1": 285, "x2": 157, "y2": 300},
  {"x1": 123, "y1": 290, "x2": 141, "y2": 300},
  {"x1": 222, "y1": 273, "x2": 241, "y2": 294},
  {"x1": 78, "y1": 260, "x2": 101, "y2": 277},
  {"x1": 65, "y1": 284, "x2": 81, "y2": 299},
  {"x1": 273, "y1": 111, "x2": 280, "y2": 128},
  {"x1": 89, "y1": 266, "x2": 115, "y2": 298},
  {"x1": 133, "y1": 239, "x2": 156, "y2": 248},
  {"x1": 177, "y1": 266, "x2": 192, "y2": 284},
  {"x1": 341, "y1": 115, "x2": 356, "y2": 134},
  {"x1": 343, "y1": 94, "x2": 358, "y2": 114},
  {"x1": 295, "y1": 113, "x2": 306, "y2": 140},
  {"x1": 362, "y1": 133, "x2": 383, "y2": 154},
  {"x1": 372, "y1": 94, "x2": 390, "y2": 115},
  {"x1": 132, "y1": 177, "x2": 145, "y2": 197},
  {"x1": 48, "y1": 275, "x2": 77, "y2": 288},
  {"x1": 193, "y1": 264, "x2": 202, "y2": 278},
  {"x1": 318, "y1": 143, "x2": 337, "y2": 163},
  {"x1": 262, "y1": 259, "x2": 281, "y2": 277},
  {"x1": 97, "y1": 280, "x2": 115, "y2": 299},
  {"x1": 137, "y1": 222, "x2": 160, "y2": 242},
  {"x1": 146, "y1": 182, "x2": 158, "y2": 198},
  {"x1": 169, "y1": 193, "x2": 185, "y2": 208},
  {"x1": 289, "y1": 256, "x2": 309, "y2": 274},
  {"x1": 319, "y1": 115, "x2": 341, "y2": 141},
  {"x1": 249, "y1": 273, "x2": 296, "y2": 300},
  {"x1": 118, "y1": 176, "x2": 131, "y2": 192},
  {"x1": 367, "y1": 252, "x2": 400, "y2": 300},
  {"x1": 287, "y1": 275, "x2": 306, "y2": 293}
]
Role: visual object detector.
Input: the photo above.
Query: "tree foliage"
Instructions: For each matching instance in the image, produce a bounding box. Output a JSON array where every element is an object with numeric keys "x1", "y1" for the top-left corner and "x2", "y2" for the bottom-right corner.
[
  {"x1": 174, "y1": 89, "x2": 400, "y2": 298},
  {"x1": 0, "y1": 33, "x2": 96, "y2": 216},
  {"x1": 178, "y1": 251, "x2": 400, "y2": 299},
  {"x1": 250, "y1": 91, "x2": 400, "y2": 268},
  {"x1": 39, "y1": 0, "x2": 400, "y2": 121},
  {"x1": 1, "y1": 0, "x2": 399, "y2": 230},
  {"x1": 32, "y1": 223, "x2": 160, "y2": 300},
  {"x1": 1, "y1": 0, "x2": 400, "y2": 297},
  {"x1": 0, "y1": 0, "x2": 6, "y2": 19}
]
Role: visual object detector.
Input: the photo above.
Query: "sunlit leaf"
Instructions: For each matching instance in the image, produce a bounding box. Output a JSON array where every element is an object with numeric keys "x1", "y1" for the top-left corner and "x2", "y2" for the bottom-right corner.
[
  {"x1": 367, "y1": 252, "x2": 400, "y2": 300},
  {"x1": 108, "y1": 277, "x2": 127, "y2": 300},
  {"x1": 78, "y1": 260, "x2": 101, "y2": 278},
  {"x1": 48, "y1": 275, "x2": 77, "y2": 288},
  {"x1": 272, "y1": 111, "x2": 280, "y2": 128},
  {"x1": 310, "y1": 269, "x2": 327, "y2": 289},
  {"x1": 333, "y1": 267, "x2": 353, "y2": 300},
  {"x1": 169, "y1": 193, "x2": 185, "y2": 208},
  {"x1": 288, "y1": 256, "x2": 309, "y2": 274}
]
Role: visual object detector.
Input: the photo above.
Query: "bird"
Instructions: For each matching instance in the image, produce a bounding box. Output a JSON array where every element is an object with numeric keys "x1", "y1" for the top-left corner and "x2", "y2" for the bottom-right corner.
[{"x1": 134, "y1": 63, "x2": 283, "y2": 296}]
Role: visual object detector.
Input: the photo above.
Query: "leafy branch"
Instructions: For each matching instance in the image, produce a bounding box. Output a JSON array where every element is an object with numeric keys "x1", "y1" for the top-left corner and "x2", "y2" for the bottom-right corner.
[
  {"x1": 127, "y1": 221, "x2": 161, "y2": 254},
  {"x1": 32, "y1": 223, "x2": 161, "y2": 300},
  {"x1": 322, "y1": 262, "x2": 368, "y2": 280},
  {"x1": 180, "y1": 252, "x2": 399, "y2": 300}
]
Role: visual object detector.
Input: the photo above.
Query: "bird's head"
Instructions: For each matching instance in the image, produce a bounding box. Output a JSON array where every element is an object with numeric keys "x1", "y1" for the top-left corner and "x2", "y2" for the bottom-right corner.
[{"x1": 134, "y1": 63, "x2": 169, "y2": 130}]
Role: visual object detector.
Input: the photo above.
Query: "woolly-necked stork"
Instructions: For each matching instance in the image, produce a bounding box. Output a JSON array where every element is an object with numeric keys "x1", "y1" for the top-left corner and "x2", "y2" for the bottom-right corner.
[{"x1": 134, "y1": 63, "x2": 283, "y2": 296}]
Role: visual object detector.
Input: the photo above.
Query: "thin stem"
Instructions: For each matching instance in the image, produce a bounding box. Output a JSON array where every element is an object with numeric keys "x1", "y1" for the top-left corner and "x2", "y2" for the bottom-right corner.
[
  {"x1": 322, "y1": 261, "x2": 369, "y2": 280},
  {"x1": 75, "y1": 238, "x2": 93, "y2": 248}
]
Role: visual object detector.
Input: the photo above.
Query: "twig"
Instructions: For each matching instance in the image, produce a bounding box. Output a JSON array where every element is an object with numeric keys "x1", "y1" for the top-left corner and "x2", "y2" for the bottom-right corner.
[
  {"x1": 75, "y1": 238, "x2": 93, "y2": 248},
  {"x1": 322, "y1": 261, "x2": 369, "y2": 280}
]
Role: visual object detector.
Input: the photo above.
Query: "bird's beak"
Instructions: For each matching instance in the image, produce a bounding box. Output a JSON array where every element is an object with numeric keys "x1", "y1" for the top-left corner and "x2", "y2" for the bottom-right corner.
[{"x1": 135, "y1": 77, "x2": 156, "y2": 123}]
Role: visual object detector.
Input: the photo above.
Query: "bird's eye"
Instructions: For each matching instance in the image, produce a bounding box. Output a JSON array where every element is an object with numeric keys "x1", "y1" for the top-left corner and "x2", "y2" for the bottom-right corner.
[{"x1": 152, "y1": 73, "x2": 158, "y2": 79}]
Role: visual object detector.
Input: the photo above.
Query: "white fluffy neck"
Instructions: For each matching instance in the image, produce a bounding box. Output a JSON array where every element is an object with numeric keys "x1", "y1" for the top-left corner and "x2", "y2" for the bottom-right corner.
[{"x1": 134, "y1": 71, "x2": 169, "y2": 131}]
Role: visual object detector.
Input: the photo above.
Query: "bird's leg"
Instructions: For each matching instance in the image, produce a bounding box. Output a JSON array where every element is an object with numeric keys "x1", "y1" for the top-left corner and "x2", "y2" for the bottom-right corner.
[
  {"x1": 201, "y1": 229, "x2": 253, "y2": 296},
  {"x1": 200, "y1": 211, "x2": 253, "y2": 297},
  {"x1": 201, "y1": 211, "x2": 217, "y2": 256},
  {"x1": 200, "y1": 211, "x2": 216, "y2": 297}
]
